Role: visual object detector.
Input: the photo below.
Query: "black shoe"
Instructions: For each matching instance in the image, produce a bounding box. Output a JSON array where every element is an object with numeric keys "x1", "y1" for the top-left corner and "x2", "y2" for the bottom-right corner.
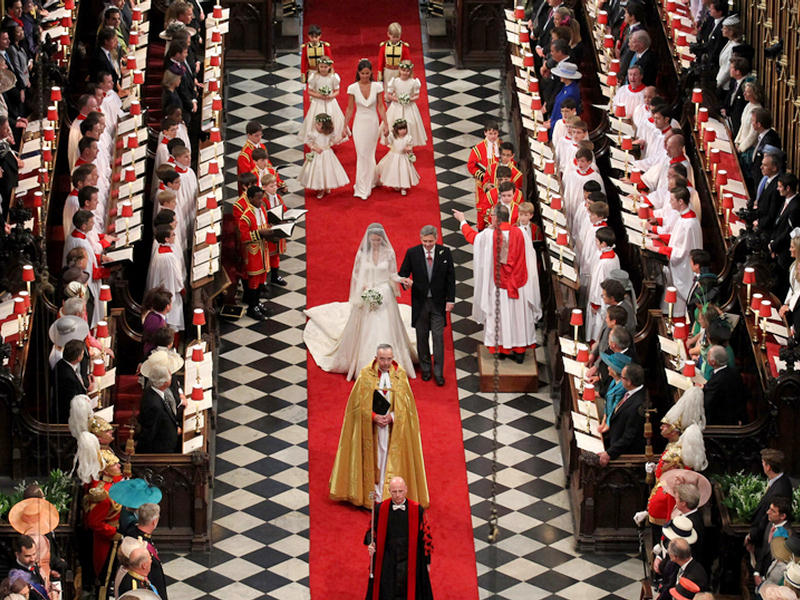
[
  {"x1": 497, "y1": 352, "x2": 507, "y2": 360},
  {"x1": 421, "y1": 371, "x2": 431, "y2": 381},
  {"x1": 271, "y1": 273, "x2": 287, "y2": 287},
  {"x1": 512, "y1": 352, "x2": 525, "y2": 364},
  {"x1": 256, "y1": 302, "x2": 272, "y2": 317},
  {"x1": 246, "y1": 306, "x2": 266, "y2": 321},
  {"x1": 435, "y1": 376, "x2": 445, "y2": 386}
]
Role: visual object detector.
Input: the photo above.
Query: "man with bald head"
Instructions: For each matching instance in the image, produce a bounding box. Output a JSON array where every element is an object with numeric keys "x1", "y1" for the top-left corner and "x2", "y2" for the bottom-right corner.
[
  {"x1": 116, "y1": 546, "x2": 159, "y2": 598},
  {"x1": 365, "y1": 477, "x2": 434, "y2": 600}
]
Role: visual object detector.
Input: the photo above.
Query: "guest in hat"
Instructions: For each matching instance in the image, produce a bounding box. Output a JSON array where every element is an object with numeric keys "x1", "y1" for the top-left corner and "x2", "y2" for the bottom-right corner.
[
  {"x1": 670, "y1": 576, "x2": 701, "y2": 600},
  {"x1": 597, "y1": 351, "x2": 632, "y2": 427},
  {"x1": 782, "y1": 561, "x2": 800, "y2": 596},
  {"x1": 755, "y1": 533, "x2": 793, "y2": 596},
  {"x1": 0, "y1": 569, "x2": 31, "y2": 600},
  {"x1": 8, "y1": 498, "x2": 60, "y2": 590},
  {"x1": 48, "y1": 312, "x2": 90, "y2": 370},
  {"x1": 546, "y1": 61, "x2": 581, "y2": 137},
  {"x1": 761, "y1": 583, "x2": 799, "y2": 600},
  {"x1": 716, "y1": 14, "x2": 743, "y2": 93},
  {"x1": 655, "y1": 535, "x2": 707, "y2": 600},
  {"x1": 110, "y1": 479, "x2": 163, "y2": 535}
]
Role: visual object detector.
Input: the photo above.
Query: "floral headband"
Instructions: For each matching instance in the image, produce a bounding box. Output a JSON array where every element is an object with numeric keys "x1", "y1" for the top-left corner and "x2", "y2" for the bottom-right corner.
[
  {"x1": 317, "y1": 56, "x2": 333, "y2": 65},
  {"x1": 393, "y1": 118, "x2": 408, "y2": 128},
  {"x1": 399, "y1": 60, "x2": 414, "y2": 70},
  {"x1": 315, "y1": 113, "x2": 332, "y2": 123}
]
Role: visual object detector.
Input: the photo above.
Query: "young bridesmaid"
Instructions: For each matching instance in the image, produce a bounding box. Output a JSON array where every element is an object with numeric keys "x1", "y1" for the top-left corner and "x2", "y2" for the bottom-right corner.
[
  {"x1": 298, "y1": 57, "x2": 346, "y2": 142},
  {"x1": 376, "y1": 118, "x2": 419, "y2": 196},
  {"x1": 299, "y1": 113, "x2": 350, "y2": 198},
  {"x1": 384, "y1": 60, "x2": 427, "y2": 146}
]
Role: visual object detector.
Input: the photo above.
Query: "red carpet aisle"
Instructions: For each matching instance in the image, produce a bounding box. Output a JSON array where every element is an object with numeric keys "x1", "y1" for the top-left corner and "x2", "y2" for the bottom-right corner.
[{"x1": 303, "y1": 1, "x2": 479, "y2": 599}]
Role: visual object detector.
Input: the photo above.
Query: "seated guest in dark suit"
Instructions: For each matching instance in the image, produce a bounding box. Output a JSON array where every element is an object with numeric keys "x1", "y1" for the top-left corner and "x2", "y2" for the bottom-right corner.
[
  {"x1": 749, "y1": 108, "x2": 782, "y2": 187},
  {"x1": 747, "y1": 449, "x2": 794, "y2": 547},
  {"x1": 136, "y1": 363, "x2": 183, "y2": 454},
  {"x1": 721, "y1": 56, "x2": 750, "y2": 136},
  {"x1": 92, "y1": 27, "x2": 120, "y2": 88},
  {"x1": 53, "y1": 339, "x2": 90, "y2": 422},
  {"x1": 702, "y1": 344, "x2": 747, "y2": 425},
  {"x1": 619, "y1": 30, "x2": 657, "y2": 86},
  {"x1": 753, "y1": 152, "x2": 783, "y2": 241},
  {"x1": 769, "y1": 173, "x2": 800, "y2": 293},
  {"x1": 598, "y1": 363, "x2": 646, "y2": 465}
]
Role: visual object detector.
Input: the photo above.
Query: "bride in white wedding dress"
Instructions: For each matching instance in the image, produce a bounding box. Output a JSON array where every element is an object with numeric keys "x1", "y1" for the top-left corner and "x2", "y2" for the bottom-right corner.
[{"x1": 304, "y1": 223, "x2": 418, "y2": 380}]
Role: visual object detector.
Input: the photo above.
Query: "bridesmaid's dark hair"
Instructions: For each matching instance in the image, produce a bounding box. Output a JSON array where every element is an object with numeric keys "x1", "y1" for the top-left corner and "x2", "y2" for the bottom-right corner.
[{"x1": 355, "y1": 59, "x2": 374, "y2": 81}]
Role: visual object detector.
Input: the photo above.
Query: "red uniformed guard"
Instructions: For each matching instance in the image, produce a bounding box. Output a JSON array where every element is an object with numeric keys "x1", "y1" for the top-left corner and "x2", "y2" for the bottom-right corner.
[
  {"x1": 237, "y1": 186, "x2": 277, "y2": 320},
  {"x1": 300, "y1": 24, "x2": 333, "y2": 84},
  {"x1": 467, "y1": 121, "x2": 501, "y2": 208},
  {"x1": 377, "y1": 22, "x2": 411, "y2": 83}
]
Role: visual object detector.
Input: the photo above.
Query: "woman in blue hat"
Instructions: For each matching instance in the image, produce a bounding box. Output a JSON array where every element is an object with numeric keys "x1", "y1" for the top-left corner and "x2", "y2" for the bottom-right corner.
[{"x1": 596, "y1": 351, "x2": 632, "y2": 434}]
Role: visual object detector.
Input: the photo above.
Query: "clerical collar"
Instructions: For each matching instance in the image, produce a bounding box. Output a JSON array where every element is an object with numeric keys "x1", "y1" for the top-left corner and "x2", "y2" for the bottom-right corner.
[
  {"x1": 72, "y1": 230, "x2": 87, "y2": 239},
  {"x1": 158, "y1": 245, "x2": 172, "y2": 253},
  {"x1": 175, "y1": 165, "x2": 188, "y2": 174},
  {"x1": 628, "y1": 83, "x2": 645, "y2": 92},
  {"x1": 680, "y1": 208, "x2": 696, "y2": 218},
  {"x1": 670, "y1": 154, "x2": 687, "y2": 164}
]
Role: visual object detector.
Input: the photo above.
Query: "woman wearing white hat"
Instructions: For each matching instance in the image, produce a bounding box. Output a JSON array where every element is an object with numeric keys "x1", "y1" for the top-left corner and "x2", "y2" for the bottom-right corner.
[{"x1": 546, "y1": 61, "x2": 581, "y2": 137}]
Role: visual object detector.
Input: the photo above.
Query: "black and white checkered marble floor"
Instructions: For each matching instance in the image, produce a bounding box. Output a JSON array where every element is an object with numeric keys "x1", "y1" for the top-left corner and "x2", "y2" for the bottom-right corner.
[{"x1": 160, "y1": 48, "x2": 642, "y2": 600}]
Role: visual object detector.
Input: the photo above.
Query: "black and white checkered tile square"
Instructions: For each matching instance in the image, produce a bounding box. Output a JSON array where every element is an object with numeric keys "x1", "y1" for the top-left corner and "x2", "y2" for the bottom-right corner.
[{"x1": 159, "y1": 49, "x2": 642, "y2": 600}]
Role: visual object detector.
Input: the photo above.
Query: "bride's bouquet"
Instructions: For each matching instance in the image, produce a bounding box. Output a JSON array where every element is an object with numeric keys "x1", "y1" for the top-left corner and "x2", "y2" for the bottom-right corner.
[
  {"x1": 318, "y1": 85, "x2": 332, "y2": 96},
  {"x1": 398, "y1": 93, "x2": 411, "y2": 105},
  {"x1": 361, "y1": 288, "x2": 383, "y2": 311}
]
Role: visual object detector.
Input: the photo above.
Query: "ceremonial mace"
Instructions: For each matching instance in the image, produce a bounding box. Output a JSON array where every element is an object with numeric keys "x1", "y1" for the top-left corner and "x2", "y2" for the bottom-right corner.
[{"x1": 369, "y1": 492, "x2": 377, "y2": 579}]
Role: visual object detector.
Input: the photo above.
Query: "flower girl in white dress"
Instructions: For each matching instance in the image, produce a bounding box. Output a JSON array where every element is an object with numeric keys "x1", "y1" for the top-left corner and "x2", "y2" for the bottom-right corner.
[
  {"x1": 376, "y1": 119, "x2": 420, "y2": 195},
  {"x1": 298, "y1": 57, "x2": 346, "y2": 142},
  {"x1": 384, "y1": 61, "x2": 427, "y2": 146},
  {"x1": 299, "y1": 114, "x2": 350, "y2": 198}
]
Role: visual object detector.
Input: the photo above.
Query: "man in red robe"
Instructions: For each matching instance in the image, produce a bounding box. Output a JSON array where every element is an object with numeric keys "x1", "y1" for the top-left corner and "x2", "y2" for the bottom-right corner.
[{"x1": 366, "y1": 477, "x2": 433, "y2": 600}]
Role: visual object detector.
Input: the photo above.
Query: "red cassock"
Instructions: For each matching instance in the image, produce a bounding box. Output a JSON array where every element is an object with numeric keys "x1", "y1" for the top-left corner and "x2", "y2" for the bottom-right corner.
[
  {"x1": 300, "y1": 40, "x2": 333, "y2": 83},
  {"x1": 237, "y1": 201, "x2": 270, "y2": 287},
  {"x1": 482, "y1": 160, "x2": 523, "y2": 191},
  {"x1": 478, "y1": 188, "x2": 522, "y2": 230},
  {"x1": 467, "y1": 139, "x2": 501, "y2": 183},
  {"x1": 367, "y1": 499, "x2": 433, "y2": 600},
  {"x1": 84, "y1": 476, "x2": 123, "y2": 576}
]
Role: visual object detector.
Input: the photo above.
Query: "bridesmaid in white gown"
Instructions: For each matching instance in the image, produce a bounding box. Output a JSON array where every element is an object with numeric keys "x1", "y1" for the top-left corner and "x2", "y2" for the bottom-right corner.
[
  {"x1": 304, "y1": 223, "x2": 418, "y2": 380},
  {"x1": 344, "y1": 59, "x2": 389, "y2": 200}
]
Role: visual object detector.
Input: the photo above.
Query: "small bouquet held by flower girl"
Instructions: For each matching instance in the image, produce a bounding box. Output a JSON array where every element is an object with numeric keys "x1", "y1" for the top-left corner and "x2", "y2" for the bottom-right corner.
[{"x1": 361, "y1": 288, "x2": 383, "y2": 311}]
